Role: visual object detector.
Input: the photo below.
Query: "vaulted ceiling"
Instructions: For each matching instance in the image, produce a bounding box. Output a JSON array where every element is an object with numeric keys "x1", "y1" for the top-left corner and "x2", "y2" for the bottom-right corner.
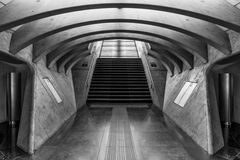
[{"x1": 0, "y1": 0, "x2": 240, "y2": 74}]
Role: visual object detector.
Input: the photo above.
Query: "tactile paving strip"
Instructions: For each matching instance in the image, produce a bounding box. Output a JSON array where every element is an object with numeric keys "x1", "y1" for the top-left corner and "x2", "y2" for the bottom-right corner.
[{"x1": 104, "y1": 108, "x2": 137, "y2": 160}]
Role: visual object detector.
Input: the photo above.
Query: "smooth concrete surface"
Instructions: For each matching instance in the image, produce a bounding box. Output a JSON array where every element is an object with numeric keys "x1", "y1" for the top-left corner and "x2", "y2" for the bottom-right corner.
[
  {"x1": 72, "y1": 42, "x2": 101, "y2": 109},
  {"x1": 13, "y1": 46, "x2": 77, "y2": 153},
  {"x1": 163, "y1": 45, "x2": 227, "y2": 154},
  {"x1": 0, "y1": 31, "x2": 11, "y2": 53},
  {"x1": 31, "y1": 58, "x2": 76, "y2": 152},
  {"x1": 147, "y1": 56, "x2": 167, "y2": 110},
  {"x1": 45, "y1": 32, "x2": 194, "y2": 70},
  {"x1": 136, "y1": 41, "x2": 167, "y2": 110},
  {"x1": 0, "y1": 105, "x2": 228, "y2": 160},
  {"x1": 20, "y1": 23, "x2": 207, "y2": 61},
  {"x1": 0, "y1": 30, "x2": 30, "y2": 124},
  {"x1": 12, "y1": 8, "x2": 230, "y2": 59},
  {"x1": 72, "y1": 55, "x2": 94, "y2": 109}
]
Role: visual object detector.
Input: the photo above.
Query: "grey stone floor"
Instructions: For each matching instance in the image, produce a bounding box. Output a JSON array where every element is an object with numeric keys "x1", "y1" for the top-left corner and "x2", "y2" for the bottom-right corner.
[{"x1": 0, "y1": 105, "x2": 231, "y2": 160}]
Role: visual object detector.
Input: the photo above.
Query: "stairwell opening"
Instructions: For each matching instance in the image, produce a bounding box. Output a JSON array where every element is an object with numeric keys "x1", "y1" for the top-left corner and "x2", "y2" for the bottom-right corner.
[{"x1": 87, "y1": 39, "x2": 152, "y2": 105}]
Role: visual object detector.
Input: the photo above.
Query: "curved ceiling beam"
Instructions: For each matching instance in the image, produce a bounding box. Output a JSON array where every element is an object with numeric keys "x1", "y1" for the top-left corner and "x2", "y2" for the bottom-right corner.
[
  {"x1": 148, "y1": 52, "x2": 174, "y2": 76},
  {"x1": 0, "y1": 0, "x2": 240, "y2": 32},
  {"x1": 46, "y1": 33, "x2": 194, "y2": 69},
  {"x1": 57, "y1": 46, "x2": 90, "y2": 73},
  {"x1": 11, "y1": 9, "x2": 230, "y2": 55},
  {"x1": 149, "y1": 45, "x2": 183, "y2": 74},
  {"x1": 148, "y1": 49, "x2": 180, "y2": 74},
  {"x1": 30, "y1": 23, "x2": 207, "y2": 63},
  {"x1": 65, "y1": 53, "x2": 91, "y2": 75}
]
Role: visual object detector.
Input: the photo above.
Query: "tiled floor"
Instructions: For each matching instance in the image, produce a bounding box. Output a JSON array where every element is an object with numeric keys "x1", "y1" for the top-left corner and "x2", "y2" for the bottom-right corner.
[{"x1": 0, "y1": 105, "x2": 234, "y2": 160}]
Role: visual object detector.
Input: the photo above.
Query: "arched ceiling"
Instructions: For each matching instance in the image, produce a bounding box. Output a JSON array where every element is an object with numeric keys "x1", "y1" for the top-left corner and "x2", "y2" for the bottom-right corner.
[
  {"x1": 10, "y1": 9, "x2": 229, "y2": 55},
  {"x1": 1, "y1": 0, "x2": 240, "y2": 31},
  {"x1": 31, "y1": 23, "x2": 207, "y2": 62},
  {"x1": 46, "y1": 33, "x2": 194, "y2": 70},
  {"x1": 57, "y1": 45, "x2": 90, "y2": 73},
  {"x1": 148, "y1": 51, "x2": 174, "y2": 76},
  {"x1": 64, "y1": 50, "x2": 91, "y2": 74},
  {"x1": 0, "y1": 0, "x2": 239, "y2": 75},
  {"x1": 149, "y1": 46, "x2": 183, "y2": 74}
]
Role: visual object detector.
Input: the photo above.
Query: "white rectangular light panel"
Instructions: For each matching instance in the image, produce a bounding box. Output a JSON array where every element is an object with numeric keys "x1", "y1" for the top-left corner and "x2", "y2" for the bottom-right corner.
[
  {"x1": 43, "y1": 78, "x2": 63, "y2": 103},
  {"x1": 174, "y1": 82, "x2": 197, "y2": 107}
]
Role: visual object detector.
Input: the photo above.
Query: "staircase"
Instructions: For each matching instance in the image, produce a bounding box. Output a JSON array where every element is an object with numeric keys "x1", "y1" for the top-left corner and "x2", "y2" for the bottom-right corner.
[{"x1": 87, "y1": 58, "x2": 152, "y2": 104}]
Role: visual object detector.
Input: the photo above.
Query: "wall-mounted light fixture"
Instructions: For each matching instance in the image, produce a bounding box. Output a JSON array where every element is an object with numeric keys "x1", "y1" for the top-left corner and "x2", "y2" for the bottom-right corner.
[
  {"x1": 174, "y1": 81, "x2": 197, "y2": 107},
  {"x1": 43, "y1": 77, "x2": 62, "y2": 103}
]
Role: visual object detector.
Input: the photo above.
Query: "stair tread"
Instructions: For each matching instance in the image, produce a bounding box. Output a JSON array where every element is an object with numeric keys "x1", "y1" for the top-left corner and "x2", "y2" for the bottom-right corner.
[
  {"x1": 87, "y1": 98, "x2": 152, "y2": 101},
  {"x1": 89, "y1": 91, "x2": 150, "y2": 93},
  {"x1": 87, "y1": 58, "x2": 152, "y2": 104},
  {"x1": 89, "y1": 88, "x2": 149, "y2": 90}
]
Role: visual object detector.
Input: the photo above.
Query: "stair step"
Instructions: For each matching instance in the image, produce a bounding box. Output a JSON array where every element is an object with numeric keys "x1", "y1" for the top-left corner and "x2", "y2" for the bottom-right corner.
[
  {"x1": 87, "y1": 98, "x2": 152, "y2": 102},
  {"x1": 87, "y1": 58, "x2": 152, "y2": 104},
  {"x1": 91, "y1": 78, "x2": 147, "y2": 81},
  {"x1": 89, "y1": 91, "x2": 150, "y2": 94},
  {"x1": 95, "y1": 67, "x2": 144, "y2": 71},
  {"x1": 92, "y1": 75, "x2": 146, "y2": 77},
  {"x1": 94, "y1": 71, "x2": 145, "y2": 74},
  {"x1": 91, "y1": 81, "x2": 147, "y2": 84},
  {"x1": 88, "y1": 94, "x2": 151, "y2": 98},
  {"x1": 93, "y1": 73, "x2": 145, "y2": 75},
  {"x1": 95, "y1": 65, "x2": 142, "y2": 67},
  {"x1": 89, "y1": 87, "x2": 149, "y2": 91},
  {"x1": 91, "y1": 83, "x2": 148, "y2": 85}
]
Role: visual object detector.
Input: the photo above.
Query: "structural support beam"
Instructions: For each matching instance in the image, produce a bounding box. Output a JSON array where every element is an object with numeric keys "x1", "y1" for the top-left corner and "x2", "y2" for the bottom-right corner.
[
  {"x1": 148, "y1": 50, "x2": 177, "y2": 75},
  {"x1": 57, "y1": 48, "x2": 90, "y2": 73},
  {"x1": 11, "y1": 9, "x2": 230, "y2": 56},
  {"x1": 149, "y1": 46, "x2": 183, "y2": 74},
  {"x1": 29, "y1": 23, "x2": 207, "y2": 63},
  {"x1": 65, "y1": 54, "x2": 89, "y2": 75},
  {"x1": 46, "y1": 33, "x2": 194, "y2": 69},
  {"x1": 1, "y1": 0, "x2": 240, "y2": 32},
  {"x1": 148, "y1": 53, "x2": 174, "y2": 76}
]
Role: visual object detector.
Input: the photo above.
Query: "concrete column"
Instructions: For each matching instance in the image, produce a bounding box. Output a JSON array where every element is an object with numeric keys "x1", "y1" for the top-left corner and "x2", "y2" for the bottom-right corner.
[
  {"x1": 219, "y1": 73, "x2": 233, "y2": 152},
  {"x1": 7, "y1": 72, "x2": 21, "y2": 127},
  {"x1": 219, "y1": 73, "x2": 233, "y2": 126}
]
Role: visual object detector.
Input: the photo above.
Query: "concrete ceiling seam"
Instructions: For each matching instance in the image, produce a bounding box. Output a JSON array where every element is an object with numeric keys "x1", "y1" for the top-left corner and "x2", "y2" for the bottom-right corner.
[
  {"x1": 148, "y1": 52, "x2": 174, "y2": 76},
  {"x1": 57, "y1": 48, "x2": 90, "y2": 73},
  {"x1": 45, "y1": 33, "x2": 194, "y2": 69},
  {"x1": 10, "y1": 9, "x2": 230, "y2": 56},
  {"x1": 30, "y1": 23, "x2": 207, "y2": 64},
  {"x1": 0, "y1": 0, "x2": 240, "y2": 33},
  {"x1": 149, "y1": 45, "x2": 183, "y2": 74}
]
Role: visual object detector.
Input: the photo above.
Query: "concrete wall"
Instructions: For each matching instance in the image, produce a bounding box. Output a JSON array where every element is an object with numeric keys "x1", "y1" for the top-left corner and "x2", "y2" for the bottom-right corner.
[
  {"x1": 136, "y1": 41, "x2": 167, "y2": 109},
  {"x1": 147, "y1": 56, "x2": 167, "y2": 110},
  {"x1": 15, "y1": 47, "x2": 77, "y2": 153},
  {"x1": 72, "y1": 55, "x2": 94, "y2": 109},
  {"x1": 0, "y1": 12, "x2": 77, "y2": 153},
  {"x1": 0, "y1": 26, "x2": 18, "y2": 123},
  {"x1": 163, "y1": 30, "x2": 240, "y2": 154},
  {"x1": 163, "y1": 48, "x2": 225, "y2": 154},
  {"x1": 72, "y1": 42, "x2": 102, "y2": 109}
]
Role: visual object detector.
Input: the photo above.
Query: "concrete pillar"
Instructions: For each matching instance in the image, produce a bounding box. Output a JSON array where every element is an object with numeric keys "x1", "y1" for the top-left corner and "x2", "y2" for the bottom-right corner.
[
  {"x1": 219, "y1": 73, "x2": 233, "y2": 126},
  {"x1": 7, "y1": 72, "x2": 21, "y2": 128},
  {"x1": 219, "y1": 73, "x2": 233, "y2": 152}
]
